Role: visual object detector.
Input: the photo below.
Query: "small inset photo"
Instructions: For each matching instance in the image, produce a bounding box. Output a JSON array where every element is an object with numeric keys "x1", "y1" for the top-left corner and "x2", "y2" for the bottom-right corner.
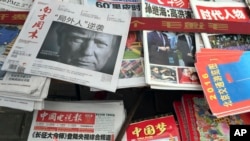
[{"x1": 178, "y1": 67, "x2": 200, "y2": 84}]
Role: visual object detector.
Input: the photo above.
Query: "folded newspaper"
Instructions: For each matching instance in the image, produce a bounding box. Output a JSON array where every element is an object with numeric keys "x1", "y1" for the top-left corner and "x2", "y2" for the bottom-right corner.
[
  {"x1": 1, "y1": 0, "x2": 131, "y2": 92},
  {"x1": 27, "y1": 100, "x2": 126, "y2": 141},
  {"x1": 0, "y1": 78, "x2": 51, "y2": 111},
  {"x1": 0, "y1": 0, "x2": 33, "y2": 11}
]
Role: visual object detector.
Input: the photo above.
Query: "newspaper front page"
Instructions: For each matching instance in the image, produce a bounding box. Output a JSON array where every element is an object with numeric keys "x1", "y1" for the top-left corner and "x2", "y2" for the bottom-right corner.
[
  {"x1": 83, "y1": 0, "x2": 147, "y2": 89},
  {"x1": 28, "y1": 100, "x2": 126, "y2": 141},
  {"x1": 2, "y1": 0, "x2": 131, "y2": 92}
]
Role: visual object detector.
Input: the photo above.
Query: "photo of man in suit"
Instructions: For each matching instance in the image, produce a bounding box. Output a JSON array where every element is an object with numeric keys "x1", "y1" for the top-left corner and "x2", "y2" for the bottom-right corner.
[
  {"x1": 147, "y1": 31, "x2": 172, "y2": 65},
  {"x1": 176, "y1": 33, "x2": 195, "y2": 67}
]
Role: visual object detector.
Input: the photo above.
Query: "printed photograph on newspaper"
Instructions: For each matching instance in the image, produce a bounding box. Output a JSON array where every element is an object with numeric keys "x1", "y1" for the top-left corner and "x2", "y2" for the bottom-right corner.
[
  {"x1": 1, "y1": 0, "x2": 131, "y2": 92},
  {"x1": 82, "y1": 0, "x2": 146, "y2": 89},
  {"x1": 141, "y1": 0, "x2": 202, "y2": 90}
]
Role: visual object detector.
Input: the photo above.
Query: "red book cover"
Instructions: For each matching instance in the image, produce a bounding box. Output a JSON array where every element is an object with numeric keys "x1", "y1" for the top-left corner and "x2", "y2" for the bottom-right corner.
[
  {"x1": 173, "y1": 101, "x2": 190, "y2": 141},
  {"x1": 126, "y1": 115, "x2": 181, "y2": 141},
  {"x1": 195, "y1": 49, "x2": 250, "y2": 117},
  {"x1": 181, "y1": 94, "x2": 250, "y2": 141}
]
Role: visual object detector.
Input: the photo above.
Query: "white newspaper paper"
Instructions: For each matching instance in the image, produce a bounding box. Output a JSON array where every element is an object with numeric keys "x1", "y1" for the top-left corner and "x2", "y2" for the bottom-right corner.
[
  {"x1": 0, "y1": 56, "x2": 48, "y2": 94},
  {"x1": 0, "y1": 77, "x2": 51, "y2": 101},
  {"x1": 83, "y1": 0, "x2": 146, "y2": 89},
  {"x1": 0, "y1": 95, "x2": 35, "y2": 111},
  {"x1": 0, "y1": 0, "x2": 33, "y2": 11},
  {"x1": 2, "y1": 0, "x2": 131, "y2": 92},
  {"x1": 0, "y1": 95, "x2": 44, "y2": 111},
  {"x1": 27, "y1": 100, "x2": 126, "y2": 141}
]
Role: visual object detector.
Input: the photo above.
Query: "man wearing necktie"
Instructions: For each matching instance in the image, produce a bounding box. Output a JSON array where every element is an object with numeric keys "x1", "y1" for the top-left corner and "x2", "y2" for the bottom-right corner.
[
  {"x1": 176, "y1": 33, "x2": 195, "y2": 67},
  {"x1": 147, "y1": 31, "x2": 172, "y2": 65}
]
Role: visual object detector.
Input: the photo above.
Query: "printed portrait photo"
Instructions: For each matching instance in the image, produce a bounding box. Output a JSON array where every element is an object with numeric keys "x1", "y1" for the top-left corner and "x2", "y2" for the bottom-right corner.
[{"x1": 37, "y1": 21, "x2": 122, "y2": 75}]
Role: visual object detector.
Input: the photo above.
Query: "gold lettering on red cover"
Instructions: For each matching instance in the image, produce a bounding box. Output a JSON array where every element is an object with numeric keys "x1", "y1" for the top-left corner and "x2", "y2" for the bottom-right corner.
[
  {"x1": 155, "y1": 122, "x2": 167, "y2": 135},
  {"x1": 132, "y1": 127, "x2": 142, "y2": 137},
  {"x1": 12, "y1": 14, "x2": 27, "y2": 21},
  {"x1": 131, "y1": 20, "x2": 145, "y2": 28},
  {"x1": 184, "y1": 22, "x2": 205, "y2": 30},
  {"x1": 144, "y1": 125, "x2": 156, "y2": 135},
  {"x1": 208, "y1": 23, "x2": 228, "y2": 30},
  {"x1": 0, "y1": 14, "x2": 9, "y2": 20},
  {"x1": 162, "y1": 21, "x2": 182, "y2": 29}
]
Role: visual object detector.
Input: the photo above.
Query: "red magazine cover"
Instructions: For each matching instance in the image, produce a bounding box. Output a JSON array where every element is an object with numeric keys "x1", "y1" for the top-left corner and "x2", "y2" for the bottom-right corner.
[
  {"x1": 181, "y1": 94, "x2": 250, "y2": 141},
  {"x1": 173, "y1": 101, "x2": 190, "y2": 141},
  {"x1": 195, "y1": 49, "x2": 250, "y2": 117},
  {"x1": 126, "y1": 114, "x2": 181, "y2": 141}
]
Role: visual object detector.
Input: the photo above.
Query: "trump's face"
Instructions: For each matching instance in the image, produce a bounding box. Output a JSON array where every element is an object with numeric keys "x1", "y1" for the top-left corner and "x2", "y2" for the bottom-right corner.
[{"x1": 59, "y1": 28, "x2": 114, "y2": 71}]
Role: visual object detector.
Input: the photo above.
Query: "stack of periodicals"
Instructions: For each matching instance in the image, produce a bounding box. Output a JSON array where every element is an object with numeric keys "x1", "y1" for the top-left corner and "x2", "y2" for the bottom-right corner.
[
  {"x1": 192, "y1": 0, "x2": 250, "y2": 117},
  {"x1": 0, "y1": 2, "x2": 51, "y2": 111},
  {"x1": 195, "y1": 48, "x2": 250, "y2": 118},
  {"x1": 173, "y1": 94, "x2": 250, "y2": 141},
  {"x1": 27, "y1": 100, "x2": 127, "y2": 141},
  {"x1": 141, "y1": 0, "x2": 202, "y2": 90}
]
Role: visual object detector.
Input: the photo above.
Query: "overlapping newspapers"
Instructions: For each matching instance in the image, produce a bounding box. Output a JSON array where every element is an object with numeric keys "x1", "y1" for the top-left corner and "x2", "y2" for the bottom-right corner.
[
  {"x1": 0, "y1": 9, "x2": 51, "y2": 111},
  {"x1": 1, "y1": 0, "x2": 131, "y2": 92}
]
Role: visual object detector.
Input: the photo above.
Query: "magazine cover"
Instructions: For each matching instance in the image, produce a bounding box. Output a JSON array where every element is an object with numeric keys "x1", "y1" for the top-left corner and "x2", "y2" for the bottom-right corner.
[
  {"x1": 126, "y1": 114, "x2": 181, "y2": 141},
  {"x1": 190, "y1": 0, "x2": 250, "y2": 50},
  {"x1": 182, "y1": 94, "x2": 250, "y2": 141},
  {"x1": 195, "y1": 49, "x2": 250, "y2": 117},
  {"x1": 82, "y1": 0, "x2": 146, "y2": 89},
  {"x1": 1, "y1": 0, "x2": 131, "y2": 92},
  {"x1": 173, "y1": 101, "x2": 190, "y2": 141},
  {"x1": 27, "y1": 100, "x2": 126, "y2": 141},
  {"x1": 141, "y1": 0, "x2": 202, "y2": 90}
]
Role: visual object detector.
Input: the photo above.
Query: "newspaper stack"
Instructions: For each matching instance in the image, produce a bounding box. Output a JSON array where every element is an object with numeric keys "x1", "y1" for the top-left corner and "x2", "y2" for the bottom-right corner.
[
  {"x1": 0, "y1": 2, "x2": 51, "y2": 111},
  {"x1": 0, "y1": 56, "x2": 51, "y2": 111},
  {"x1": 27, "y1": 100, "x2": 127, "y2": 141}
]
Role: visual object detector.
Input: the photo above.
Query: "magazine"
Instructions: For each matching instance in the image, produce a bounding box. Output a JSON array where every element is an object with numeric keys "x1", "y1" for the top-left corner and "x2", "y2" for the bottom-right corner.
[
  {"x1": 195, "y1": 49, "x2": 250, "y2": 117},
  {"x1": 27, "y1": 100, "x2": 126, "y2": 141},
  {"x1": 126, "y1": 114, "x2": 181, "y2": 141},
  {"x1": 141, "y1": 0, "x2": 202, "y2": 90},
  {"x1": 181, "y1": 94, "x2": 250, "y2": 141},
  {"x1": 190, "y1": 0, "x2": 250, "y2": 50},
  {"x1": 173, "y1": 101, "x2": 190, "y2": 141},
  {"x1": 1, "y1": 0, "x2": 131, "y2": 92}
]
